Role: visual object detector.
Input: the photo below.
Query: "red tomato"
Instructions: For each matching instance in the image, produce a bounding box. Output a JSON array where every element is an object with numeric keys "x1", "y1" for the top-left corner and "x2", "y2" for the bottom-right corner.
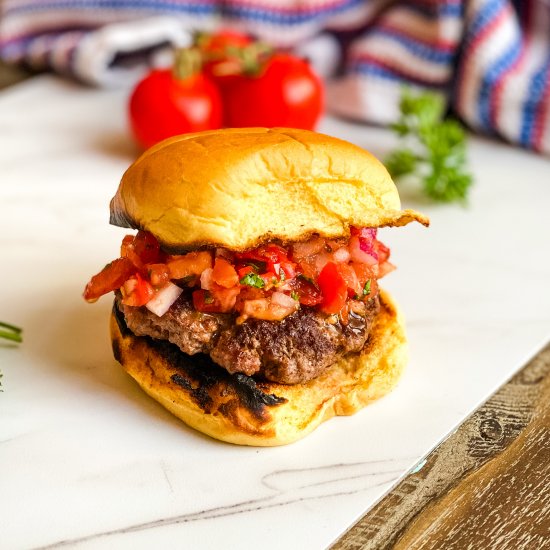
[
  {"x1": 212, "y1": 257, "x2": 239, "y2": 288},
  {"x1": 133, "y1": 231, "x2": 162, "y2": 264},
  {"x1": 147, "y1": 263, "x2": 170, "y2": 288},
  {"x1": 167, "y1": 251, "x2": 213, "y2": 280},
  {"x1": 83, "y1": 258, "x2": 136, "y2": 302},
  {"x1": 193, "y1": 287, "x2": 239, "y2": 313},
  {"x1": 223, "y1": 53, "x2": 324, "y2": 129},
  {"x1": 290, "y1": 275, "x2": 323, "y2": 306},
  {"x1": 374, "y1": 240, "x2": 391, "y2": 263},
  {"x1": 121, "y1": 273, "x2": 155, "y2": 307},
  {"x1": 336, "y1": 263, "x2": 360, "y2": 297},
  {"x1": 129, "y1": 68, "x2": 222, "y2": 149},
  {"x1": 317, "y1": 262, "x2": 348, "y2": 314},
  {"x1": 237, "y1": 265, "x2": 254, "y2": 279},
  {"x1": 236, "y1": 244, "x2": 294, "y2": 275}
]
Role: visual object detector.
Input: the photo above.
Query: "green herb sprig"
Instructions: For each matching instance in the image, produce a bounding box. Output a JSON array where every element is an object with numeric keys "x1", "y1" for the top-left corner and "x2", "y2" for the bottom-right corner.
[
  {"x1": 0, "y1": 321, "x2": 23, "y2": 391},
  {"x1": 0, "y1": 321, "x2": 22, "y2": 343},
  {"x1": 385, "y1": 89, "x2": 473, "y2": 203},
  {"x1": 240, "y1": 272, "x2": 265, "y2": 289}
]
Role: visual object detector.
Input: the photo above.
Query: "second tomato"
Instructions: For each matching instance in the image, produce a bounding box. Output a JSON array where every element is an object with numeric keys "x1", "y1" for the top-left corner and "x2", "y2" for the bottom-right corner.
[
  {"x1": 129, "y1": 58, "x2": 222, "y2": 150},
  {"x1": 223, "y1": 53, "x2": 324, "y2": 130}
]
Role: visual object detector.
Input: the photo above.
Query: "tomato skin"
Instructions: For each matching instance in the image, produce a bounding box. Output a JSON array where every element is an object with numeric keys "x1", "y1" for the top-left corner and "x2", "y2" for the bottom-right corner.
[
  {"x1": 133, "y1": 230, "x2": 162, "y2": 264},
  {"x1": 167, "y1": 251, "x2": 213, "y2": 280},
  {"x1": 236, "y1": 244, "x2": 294, "y2": 275},
  {"x1": 147, "y1": 263, "x2": 170, "y2": 288},
  {"x1": 129, "y1": 69, "x2": 222, "y2": 149},
  {"x1": 290, "y1": 275, "x2": 323, "y2": 306},
  {"x1": 83, "y1": 258, "x2": 136, "y2": 302},
  {"x1": 192, "y1": 286, "x2": 239, "y2": 313},
  {"x1": 223, "y1": 53, "x2": 324, "y2": 129},
  {"x1": 317, "y1": 262, "x2": 348, "y2": 314},
  {"x1": 121, "y1": 273, "x2": 155, "y2": 307},
  {"x1": 212, "y1": 257, "x2": 239, "y2": 288}
]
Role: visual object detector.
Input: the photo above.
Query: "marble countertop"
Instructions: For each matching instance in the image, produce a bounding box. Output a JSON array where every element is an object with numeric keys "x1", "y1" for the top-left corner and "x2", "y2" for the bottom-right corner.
[{"x1": 1, "y1": 76, "x2": 549, "y2": 550}]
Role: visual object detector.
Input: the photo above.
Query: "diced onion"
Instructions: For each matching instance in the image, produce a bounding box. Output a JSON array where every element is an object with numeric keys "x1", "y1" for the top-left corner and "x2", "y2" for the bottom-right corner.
[
  {"x1": 271, "y1": 291, "x2": 298, "y2": 309},
  {"x1": 314, "y1": 252, "x2": 332, "y2": 275},
  {"x1": 146, "y1": 283, "x2": 183, "y2": 317},
  {"x1": 200, "y1": 268, "x2": 214, "y2": 290},
  {"x1": 291, "y1": 237, "x2": 325, "y2": 260},
  {"x1": 240, "y1": 297, "x2": 297, "y2": 322},
  {"x1": 349, "y1": 236, "x2": 377, "y2": 265},
  {"x1": 333, "y1": 247, "x2": 351, "y2": 263}
]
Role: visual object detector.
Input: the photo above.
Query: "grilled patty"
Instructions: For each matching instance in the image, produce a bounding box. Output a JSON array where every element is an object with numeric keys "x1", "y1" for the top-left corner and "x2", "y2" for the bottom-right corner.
[{"x1": 118, "y1": 292, "x2": 379, "y2": 384}]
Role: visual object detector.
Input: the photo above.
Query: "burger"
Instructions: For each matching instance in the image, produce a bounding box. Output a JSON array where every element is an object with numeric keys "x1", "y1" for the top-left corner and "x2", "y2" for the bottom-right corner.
[{"x1": 84, "y1": 127, "x2": 428, "y2": 446}]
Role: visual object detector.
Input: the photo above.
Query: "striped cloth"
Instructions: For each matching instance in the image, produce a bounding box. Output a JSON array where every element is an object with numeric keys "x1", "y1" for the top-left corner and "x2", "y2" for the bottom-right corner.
[{"x1": 1, "y1": 0, "x2": 549, "y2": 154}]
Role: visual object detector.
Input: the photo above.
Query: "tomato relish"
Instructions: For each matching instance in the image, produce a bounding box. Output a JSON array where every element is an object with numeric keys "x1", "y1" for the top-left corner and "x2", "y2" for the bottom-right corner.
[{"x1": 84, "y1": 228, "x2": 395, "y2": 323}]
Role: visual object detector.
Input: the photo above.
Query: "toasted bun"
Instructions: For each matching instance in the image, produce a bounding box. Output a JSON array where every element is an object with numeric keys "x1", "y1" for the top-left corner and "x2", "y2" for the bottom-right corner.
[
  {"x1": 110, "y1": 290, "x2": 408, "y2": 446},
  {"x1": 110, "y1": 128, "x2": 428, "y2": 252}
]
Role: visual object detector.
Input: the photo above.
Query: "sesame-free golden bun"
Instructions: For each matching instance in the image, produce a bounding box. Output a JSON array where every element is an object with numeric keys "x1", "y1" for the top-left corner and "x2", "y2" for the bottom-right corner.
[
  {"x1": 111, "y1": 290, "x2": 407, "y2": 447},
  {"x1": 110, "y1": 127, "x2": 428, "y2": 252}
]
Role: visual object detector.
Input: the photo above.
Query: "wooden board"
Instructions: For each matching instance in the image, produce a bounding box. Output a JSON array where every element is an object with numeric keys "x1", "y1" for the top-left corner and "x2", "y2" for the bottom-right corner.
[{"x1": 333, "y1": 342, "x2": 550, "y2": 549}]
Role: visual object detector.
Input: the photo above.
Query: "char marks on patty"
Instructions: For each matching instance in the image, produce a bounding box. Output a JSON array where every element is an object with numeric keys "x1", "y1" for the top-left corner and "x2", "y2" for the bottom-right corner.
[{"x1": 118, "y1": 292, "x2": 379, "y2": 384}]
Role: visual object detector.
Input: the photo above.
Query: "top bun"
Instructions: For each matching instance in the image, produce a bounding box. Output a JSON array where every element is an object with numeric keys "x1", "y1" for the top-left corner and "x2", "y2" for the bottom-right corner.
[{"x1": 110, "y1": 128, "x2": 428, "y2": 252}]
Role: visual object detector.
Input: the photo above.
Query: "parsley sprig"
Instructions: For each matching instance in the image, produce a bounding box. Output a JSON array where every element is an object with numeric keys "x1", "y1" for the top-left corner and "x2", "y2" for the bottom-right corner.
[
  {"x1": 385, "y1": 90, "x2": 473, "y2": 203},
  {"x1": 240, "y1": 272, "x2": 265, "y2": 288},
  {"x1": 0, "y1": 321, "x2": 22, "y2": 344},
  {"x1": 0, "y1": 321, "x2": 22, "y2": 391}
]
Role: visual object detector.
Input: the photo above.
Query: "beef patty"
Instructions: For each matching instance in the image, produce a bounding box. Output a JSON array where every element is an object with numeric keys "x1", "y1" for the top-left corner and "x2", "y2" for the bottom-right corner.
[{"x1": 118, "y1": 292, "x2": 380, "y2": 384}]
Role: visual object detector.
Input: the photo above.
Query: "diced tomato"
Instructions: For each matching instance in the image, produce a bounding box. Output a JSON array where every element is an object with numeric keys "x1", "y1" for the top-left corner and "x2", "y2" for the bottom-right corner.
[
  {"x1": 192, "y1": 289, "x2": 217, "y2": 312},
  {"x1": 378, "y1": 261, "x2": 396, "y2": 278},
  {"x1": 120, "y1": 236, "x2": 144, "y2": 269},
  {"x1": 260, "y1": 271, "x2": 279, "y2": 288},
  {"x1": 212, "y1": 285, "x2": 241, "y2": 311},
  {"x1": 279, "y1": 261, "x2": 296, "y2": 280},
  {"x1": 236, "y1": 243, "x2": 294, "y2": 275},
  {"x1": 167, "y1": 250, "x2": 213, "y2": 280},
  {"x1": 289, "y1": 274, "x2": 323, "y2": 306},
  {"x1": 374, "y1": 240, "x2": 390, "y2": 264},
  {"x1": 317, "y1": 262, "x2": 348, "y2": 314},
  {"x1": 85, "y1": 226, "x2": 391, "y2": 320},
  {"x1": 83, "y1": 257, "x2": 136, "y2": 302},
  {"x1": 291, "y1": 236, "x2": 326, "y2": 261},
  {"x1": 192, "y1": 286, "x2": 240, "y2": 313},
  {"x1": 351, "y1": 262, "x2": 379, "y2": 298},
  {"x1": 120, "y1": 235, "x2": 134, "y2": 256},
  {"x1": 147, "y1": 263, "x2": 170, "y2": 288},
  {"x1": 121, "y1": 273, "x2": 155, "y2": 306},
  {"x1": 237, "y1": 265, "x2": 254, "y2": 279},
  {"x1": 295, "y1": 256, "x2": 319, "y2": 280},
  {"x1": 239, "y1": 298, "x2": 296, "y2": 322},
  {"x1": 212, "y1": 257, "x2": 239, "y2": 288},
  {"x1": 336, "y1": 263, "x2": 360, "y2": 297},
  {"x1": 133, "y1": 231, "x2": 162, "y2": 264},
  {"x1": 352, "y1": 262, "x2": 376, "y2": 285},
  {"x1": 121, "y1": 231, "x2": 162, "y2": 269}
]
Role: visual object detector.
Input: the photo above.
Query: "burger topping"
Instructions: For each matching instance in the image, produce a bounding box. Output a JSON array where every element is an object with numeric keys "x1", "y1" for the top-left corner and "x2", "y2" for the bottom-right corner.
[{"x1": 84, "y1": 228, "x2": 394, "y2": 324}]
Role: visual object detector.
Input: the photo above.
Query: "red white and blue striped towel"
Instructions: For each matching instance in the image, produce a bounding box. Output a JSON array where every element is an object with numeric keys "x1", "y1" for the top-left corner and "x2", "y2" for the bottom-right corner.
[{"x1": 1, "y1": 0, "x2": 549, "y2": 155}]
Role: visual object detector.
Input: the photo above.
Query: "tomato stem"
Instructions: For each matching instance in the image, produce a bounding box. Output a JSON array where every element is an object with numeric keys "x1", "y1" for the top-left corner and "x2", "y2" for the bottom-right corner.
[
  {"x1": 239, "y1": 42, "x2": 273, "y2": 76},
  {"x1": 173, "y1": 47, "x2": 203, "y2": 81}
]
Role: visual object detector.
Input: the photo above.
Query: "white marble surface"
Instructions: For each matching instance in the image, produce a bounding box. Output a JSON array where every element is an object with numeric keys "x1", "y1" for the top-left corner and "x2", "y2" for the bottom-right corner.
[{"x1": 1, "y1": 76, "x2": 550, "y2": 549}]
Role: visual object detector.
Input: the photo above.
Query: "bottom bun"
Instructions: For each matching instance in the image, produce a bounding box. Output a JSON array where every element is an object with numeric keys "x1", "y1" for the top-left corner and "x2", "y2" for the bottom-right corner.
[{"x1": 110, "y1": 289, "x2": 408, "y2": 446}]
